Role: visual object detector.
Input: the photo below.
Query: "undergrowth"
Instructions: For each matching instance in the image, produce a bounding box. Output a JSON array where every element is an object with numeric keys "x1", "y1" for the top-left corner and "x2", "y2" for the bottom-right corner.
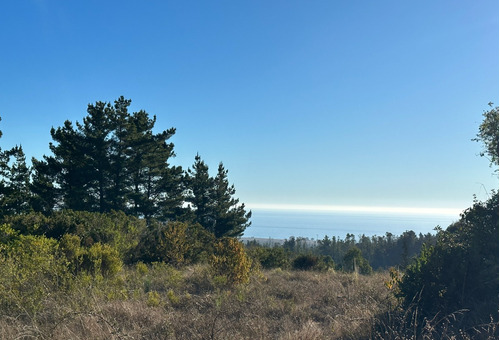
[{"x1": 0, "y1": 265, "x2": 496, "y2": 339}]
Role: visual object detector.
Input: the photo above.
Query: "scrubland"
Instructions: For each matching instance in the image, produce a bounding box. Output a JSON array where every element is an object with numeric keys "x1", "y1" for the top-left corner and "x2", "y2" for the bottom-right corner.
[{"x1": 0, "y1": 264, "x2": 496, "y2": 340}]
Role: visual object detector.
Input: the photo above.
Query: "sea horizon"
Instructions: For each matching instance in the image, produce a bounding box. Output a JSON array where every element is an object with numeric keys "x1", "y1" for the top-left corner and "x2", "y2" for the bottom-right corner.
[{"x1": 242, "y1": 207, "x2": 461, "y2": 240}]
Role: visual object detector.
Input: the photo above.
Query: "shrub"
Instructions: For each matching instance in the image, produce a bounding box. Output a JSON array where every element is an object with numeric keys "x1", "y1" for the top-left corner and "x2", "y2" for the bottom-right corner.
[
  {"x1": 82, "y1": 242, "x2": 123, "y2": 278},
  {"x1": 342, "y1": 247, "x2": 372, "y2": 275},
  {"x1": 59, "y1": 233, "x2": 85, "y2": 274},
  {"x1": 0, "y1": 212, "x2": 48, "y2": 236},
  {"x1": 398, "y1": 192, "x2": 499, "y2": 330},
  {"x1": 292, "y1": 254, "x2": 319, "y2": 270},
  {"x1": 248, "y1": 246, "x2": 291, "y2": 269},
  {"x1": 210, "y1": 238, "x2": 251, "y2": 285},
  {"x1": 0, "y1": 234, "x2": 70, "y2": 315},
  {"x1": 135, "y1": 221, "x2": 215, "y2": 266}
]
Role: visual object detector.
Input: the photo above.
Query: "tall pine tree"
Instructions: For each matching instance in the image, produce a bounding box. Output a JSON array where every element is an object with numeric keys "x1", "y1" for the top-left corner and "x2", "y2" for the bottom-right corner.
[
  {"x1": 211, "y1": 162, "x2": 251, "y2": 238},
  {"x1": 1, "y1": 146, "x2": 31, "y2": 215},
  {"x1": 31, "y1": 97, "x2": 185, "y2": 219},
  {"x1": 186, "y1": 155, "x2": 251, "y2": 237}
]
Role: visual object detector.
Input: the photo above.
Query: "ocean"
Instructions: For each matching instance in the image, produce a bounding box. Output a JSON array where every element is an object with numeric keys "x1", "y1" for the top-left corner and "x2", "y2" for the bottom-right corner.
[{"x1": 242, "y1": 209, "x2": 460, "y2": 240}]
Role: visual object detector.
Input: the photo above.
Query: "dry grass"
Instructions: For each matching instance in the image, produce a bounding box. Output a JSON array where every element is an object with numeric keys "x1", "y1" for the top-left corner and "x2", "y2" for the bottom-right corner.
[{"x1": 0, "y1": 266, "x2": 496, "y2": 339}]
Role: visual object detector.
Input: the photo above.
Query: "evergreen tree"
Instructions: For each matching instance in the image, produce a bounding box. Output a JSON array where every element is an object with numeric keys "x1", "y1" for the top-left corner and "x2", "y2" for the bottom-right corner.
[
  {"x1": 123, "y1": 110, "x2": 182, "y2": 219},
  {"x1": 0, "y1": 146, "x2": 31, "y2": 215},
  {"x1": 30, "y1": 157, "x2": 58, "y2": 214},
  {"x1": 77, "y1": 101, "x2": 115, "y2": 212},
  {"x1": 0, "y1": 117, "x2": 32, "y2": 215},
  {"x1": 185, "y1": 155, "x2": 214, "y2": 230},
  {"x1": 32, "y1": 97, "x2": 184, "y2": 219},
  {"x1": 473, "y1": 103, "x2": 499, "y2": 167},
  {"x1": 47, "y1": 120, "x2": 89, "y2": 210},
  {"x1": 186, "y1": 156, "x2": 251, "y2": 238},
  {"x1": 211, "y1": 162, "x2": 251, "y2": 238},
  {"x1": 107, "y1": 96, "x2": 132, "y2": 212}
]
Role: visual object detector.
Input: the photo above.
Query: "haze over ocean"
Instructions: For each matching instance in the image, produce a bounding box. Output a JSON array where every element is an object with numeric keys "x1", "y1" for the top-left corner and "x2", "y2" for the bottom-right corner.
[{"x1": 244, "y1": 208, "x2": 459, "y2": 240}]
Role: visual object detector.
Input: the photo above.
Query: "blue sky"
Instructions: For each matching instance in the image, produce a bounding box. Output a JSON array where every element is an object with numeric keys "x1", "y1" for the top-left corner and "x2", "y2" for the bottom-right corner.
[{"x1": 0, "y1": 1, "x2": 498, "y2": 214}]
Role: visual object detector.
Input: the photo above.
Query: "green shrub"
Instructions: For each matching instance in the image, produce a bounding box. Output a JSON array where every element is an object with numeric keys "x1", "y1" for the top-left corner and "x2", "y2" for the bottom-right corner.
[
  {"x1": 292, "y1": 254, "x2": 319, "y2": 270},
  {"x1": 59, "y1": 233, "x2": 85, "y2": 274},
  {"x1": 40, "y1": 210, "x2": 146, "y2": 261},
  {"x1": 82, "y1": 242, "x2": 123, "y2": 278},
  {"x1": 0, "y1": 212, "x2": 48, "y2": 236},
  {"x1": 135, "y1": 221, "x2": 214, "y2": 265},
  {"x1": 210, "y1": 238, "x2": 251, "y2": 285},
  {"x1": 342, "y1": 246, "x2": 372, "y2": 275},
  {"x1": 0, "y1": 234, "x2": 70, "y2": 315},
  {"x1": 248, "y1": 246, "x2": 291, "y2": 269},
  {"x1": 398, "y1": 192, "x2": 499, "y2": 330}
]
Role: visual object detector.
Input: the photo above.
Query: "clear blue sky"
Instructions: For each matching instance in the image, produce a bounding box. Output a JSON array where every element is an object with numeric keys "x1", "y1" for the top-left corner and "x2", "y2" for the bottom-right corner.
[{"x1": 0, "y1": 1, "x2": 498, "y2": 213}]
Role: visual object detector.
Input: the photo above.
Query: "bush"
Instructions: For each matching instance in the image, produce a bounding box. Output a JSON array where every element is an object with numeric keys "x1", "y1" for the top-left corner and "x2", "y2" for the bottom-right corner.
[
  {"x1": 342, "y1": 247, "x2": 372, "y2": 275},
  {"x1": 248, "y1": 246, "x2": 291, "y2": 269},
  {"x1": 398, "y1": 192, "x2": 499, "y2": 330},
  {"x1": 82, "y1": 242, "x2": 123, "y2": 278},
  {"x1": 135, "y1": 221, "x2": 215, "y2": 266},
  {"x1": 292, "y1": 254, "x2": 319, "y2": 270},
  {"x1": 210, "y1": 238, "x2": 251, "y2": 285},
  {"x1": 0, "y1": 234, "x2": 70, "y2": 315}
]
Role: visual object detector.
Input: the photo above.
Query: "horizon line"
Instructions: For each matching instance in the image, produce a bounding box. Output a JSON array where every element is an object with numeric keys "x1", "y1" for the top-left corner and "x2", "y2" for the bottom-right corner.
[{"x1": 245, "y1": 203, "x2": 462, "y2": 216}]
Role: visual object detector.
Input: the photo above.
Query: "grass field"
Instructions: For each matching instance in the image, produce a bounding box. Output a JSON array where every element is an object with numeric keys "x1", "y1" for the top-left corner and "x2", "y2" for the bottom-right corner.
[{"x1": 1, "y1": 263, "x2": 496, "y2": 339}]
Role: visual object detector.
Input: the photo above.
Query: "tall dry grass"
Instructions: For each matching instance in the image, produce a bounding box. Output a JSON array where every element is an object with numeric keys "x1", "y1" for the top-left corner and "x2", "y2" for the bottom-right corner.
[{"x1": 0, "y1": 265, "x2": 496, "y2": 339}]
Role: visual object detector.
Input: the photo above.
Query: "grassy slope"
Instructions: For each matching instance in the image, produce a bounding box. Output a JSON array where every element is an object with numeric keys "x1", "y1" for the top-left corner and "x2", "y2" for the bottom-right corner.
[
  {"x1": 0, "y1": 265, "x2": 496, "y2": 339},
  {"x1": 0, "y1": 265, "x2": 394, "y2": 339}
]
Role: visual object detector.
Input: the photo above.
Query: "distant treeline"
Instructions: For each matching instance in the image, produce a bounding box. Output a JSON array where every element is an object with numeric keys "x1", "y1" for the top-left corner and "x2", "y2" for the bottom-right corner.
[{"x1": 246, "y1": 230, "x2": 436, "y2": 271}]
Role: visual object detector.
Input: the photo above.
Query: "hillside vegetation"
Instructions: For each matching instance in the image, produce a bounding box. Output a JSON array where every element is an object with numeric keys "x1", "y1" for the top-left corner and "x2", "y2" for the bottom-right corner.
[{"x1": 0, "y1": 100, "x2": 497, "y2": 339}]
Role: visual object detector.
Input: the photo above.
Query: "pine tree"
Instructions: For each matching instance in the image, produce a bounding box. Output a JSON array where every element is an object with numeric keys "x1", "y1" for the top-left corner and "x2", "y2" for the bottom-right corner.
[
  {"x1": 2, "y1": 146, "x2": 31, "y2": 214},
  {"x1": 77, "y1": 101, "x2": 115, "y2": 212},
  {"x1": 33, "y1": 97, "x2": 184, "y2": 219},
  {"x1": 0, "y1": 120, "x2": 32, "y2": 215},
  {"x1": 211, "y1": 162, "x2": 251, "y2": 238},
  {"x1": 30, "y1": 157, "x2": 58, "y2": 214},
  {"x1": 185, "y1": 154, "x2": 215, "y2": 230},
  {"x1": 186, "y1": 156, "x2": 251, "y2": 238},
  {"x1": 107, "y1": 96, "x2": 132, "y2": 212},
  {"x1": 48, "y1": 120, "x2": 89, "y2": 210}
]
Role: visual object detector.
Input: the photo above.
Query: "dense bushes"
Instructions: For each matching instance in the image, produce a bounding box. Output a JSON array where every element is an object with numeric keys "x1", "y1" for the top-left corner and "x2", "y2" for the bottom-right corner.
[
  {"x1": 342, "y1": 246, "x2": 372, "y2": 275},
  {"x1": 0, "y1": 230, "x2": 71, "y2": 315},
  {"x1": 135, "y1": 221, "x2": 214, "y2": 266},
  {"x1": 247, "y1": 246, "x2": 291, "y2": 269},
  {"x1": 398, "y1": 192, "x2": 499, "y2": 330}
]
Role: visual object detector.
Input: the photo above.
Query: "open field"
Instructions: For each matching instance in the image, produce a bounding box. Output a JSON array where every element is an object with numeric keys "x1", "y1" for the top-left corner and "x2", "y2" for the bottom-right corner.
[{"x1": 0, "y1": 264, "x2": 496, "y2": 340}]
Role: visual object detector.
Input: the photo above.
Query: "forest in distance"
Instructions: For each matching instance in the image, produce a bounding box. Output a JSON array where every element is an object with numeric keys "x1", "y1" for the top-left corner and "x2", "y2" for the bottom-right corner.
[{"x1": 0, "y1": 98, "x2": 497, "y2": 339}]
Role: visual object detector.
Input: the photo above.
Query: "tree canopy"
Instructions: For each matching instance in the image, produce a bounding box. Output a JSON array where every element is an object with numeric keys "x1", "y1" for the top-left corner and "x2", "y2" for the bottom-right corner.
[
  {"x1": 0, "y1": 97, "x2": 251, "y2": 238},
  {"x1": 473, "y1": 103, "x2": 499, "y2": 168}
]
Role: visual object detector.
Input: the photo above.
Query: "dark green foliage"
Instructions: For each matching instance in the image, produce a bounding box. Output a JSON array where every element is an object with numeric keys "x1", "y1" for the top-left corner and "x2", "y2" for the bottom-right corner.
[
  {"x1": 186, "y1": 155, "x2": 251, "y2": 238},
  {"x1": 211, "y1": 163, "x2": 252, "y2": 237},
  {"x1": 31, "y1": 97, "x2": 185, "y2": 219},
  {"x1": 185, "y1": 154, "x2": 213, "y2": 228},
  {"x1": 30, "y1": 157, "x2": 58, "y2": 214},
  {"x1": 292, "y1": 254, "x2": 319, "y2": 270},
  {"x1": 134, "y1": 221, "x2": 215, "y2": 266},
  {"x1": 0, "y1": 146, "x2": 31, "y2": 216},
  {"x1": 0, "y1": 211, "x2": 49, "y2": 235},
  {"x1": 342, "y1": 246, "x2": 372, "y2": 275},
  {"x1": 247, "y1": 246, "x2": 291, "y2": 269},
  {"x1": 398, "y1": 192, "x2": 499, "y2": 328},
  {"x1": 0, "y1": 99, "x2": 250, "y2": 238},
  {"x1": 314, "y1": 232, "x2": 436, "y2": 270},
  {"x1": 1, "y1": 210, "x2": 147, "y2": 264},
  {"x1": 473, "y1": 103, "x2": 499, "y2": 167}
]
